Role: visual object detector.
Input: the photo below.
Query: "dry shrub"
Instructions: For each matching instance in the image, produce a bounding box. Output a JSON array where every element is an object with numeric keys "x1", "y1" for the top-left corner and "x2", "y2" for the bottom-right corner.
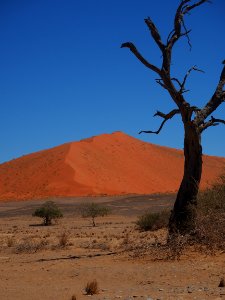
[
  {"x1": 128, "y1": 176, "x2": 225, "y2": 260},
  {"x1": 58, "y1": 232, "x2": 70, "y2": 248},
  {"x1": 136, "y1": 210, "x2": 170, "y2": 231},
  {"x1": 198, "y1": 175, "x2": 225, "y2": 212},
  {"x1": 120, "y1": 233, "x2": 130, "y2": 250},
  {"x1": 91, "y1": 241, "x2": 110, "y2": 251},
  {"x1": 218, "y1": 278, "x2": 225, "y2": 287},
  {"x1": 7, "y1": 236, "x2": 15, "y2": 247},
  {"x1": 192, "y1": 212, "x2": 225, "y2": 253},
  {"x1": 15, "y1": 239, "x2": 48, "y2": 254},
  {"x1": 80, "y1": 239, "x2": 110, "y2": 251},
  {"x1": 165, "y1": 233, "x2": 191, "y2": 260},
  {"x1": 164, "y1": 176, "x2": 225, "y2": 258},
  {"x1": 194, "y1": 176, "x2": 225, "y2": 252},
  {"x1": 85, "y1": 279, "x2": 99, "y2": 295}
]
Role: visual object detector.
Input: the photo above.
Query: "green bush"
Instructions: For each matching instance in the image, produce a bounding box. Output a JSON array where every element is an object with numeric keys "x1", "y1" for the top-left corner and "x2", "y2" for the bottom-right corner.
[
  {"x1": 136, "y1": 210, "x2": 170, "y2": 231},
  {"x1": 80, "y1": 202, "x2": 110, "y2": 227},
  {"x1": 32, "y1": 201, "x2": 63, "y2": 226}
]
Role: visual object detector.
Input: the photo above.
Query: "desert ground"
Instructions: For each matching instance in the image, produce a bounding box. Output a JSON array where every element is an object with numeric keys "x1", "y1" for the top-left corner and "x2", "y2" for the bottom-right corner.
[{"x1": 0, "y1": 194, "x2": 224, "y2": 300}]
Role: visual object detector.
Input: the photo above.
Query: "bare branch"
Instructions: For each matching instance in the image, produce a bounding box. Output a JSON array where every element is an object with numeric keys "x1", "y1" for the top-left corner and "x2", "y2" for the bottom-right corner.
[
  {"x1": 121, "y1": 42, "x2": 161, "y2": 74},
  {"x1": 155, "y1": 78, "x2": 168, "y2": 90},
  {"x1": 156, "y1": 77, "x2": 187, "y2": 97},
  {"x1": 171, "y1": 77, "x2": 182, "y2": 88},
  {"x1": 121, "y1": 0, "x2": 211, "y2": 121},
  {"x1": 164, "y1": 0, "x2": 209, "y2": 73},
  {"x1": 211, "y1": 117, "x2": 225, "y2": 125},
  {"x1": 167, "y1": 0, "x2": 189, "y2": 48},
  {"x1": 181, "y1": 19, "x2": 192, "y2": 50},
  {"x1": 195, "y1": 63, "x2": 225, "y2": 124},
  {"x1": 144, "y1": 17, "x2": 165, "y2": 52},
  {"x1": 200, "y1": 116, "x2": 225, "y2": 132},
  {"x1": 183, "y1": 0, "x2": 210, "y2": 14},
  {"x1": 180, "y1": 65, "x2": 205, "y2": 93},
  {"x1": 139, "y1": 109, "x2": 180, "y2": 135}
]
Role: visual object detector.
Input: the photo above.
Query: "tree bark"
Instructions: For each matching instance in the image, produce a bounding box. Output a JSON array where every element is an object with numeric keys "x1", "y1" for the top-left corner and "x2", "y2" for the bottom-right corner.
[
  {"x1": 169, "y1": 122, "x2": 202, "y2": 234},
  {"x1": 44, "y1": 216, "x2": 51, "y2": 226}
]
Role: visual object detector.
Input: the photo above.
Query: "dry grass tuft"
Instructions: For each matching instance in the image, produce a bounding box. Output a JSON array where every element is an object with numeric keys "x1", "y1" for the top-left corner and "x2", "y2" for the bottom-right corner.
[
  {"x1": 7, "y1": 236, "x2": 15, "y2": 247},
  {"x1": 58, "y1": 232, "x2": 70, "y2": 248},
  {"x1": 191, "y1": 175, "x2": 225, "y2": 253},
  {"x1": 15, "y1": 239, "x2": 48, "y2": 254},
  {"x1": 85, "y1": 279, "x2": 99, "y2": 295},
  {"x1": 218, "y1": 277, "x2": 225, "y2": 287},
  {"x1": 136, "y1": 210, "x2": 170, "y2": 232},
  {"x1": 126, "y1": 176, "x2": 225, "y2": 260}
]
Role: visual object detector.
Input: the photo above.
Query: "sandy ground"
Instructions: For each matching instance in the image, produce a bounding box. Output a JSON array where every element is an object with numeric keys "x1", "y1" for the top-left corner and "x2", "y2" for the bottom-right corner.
[{"x1": 0, "y1": 195, "x2": 224, "y2": 300}]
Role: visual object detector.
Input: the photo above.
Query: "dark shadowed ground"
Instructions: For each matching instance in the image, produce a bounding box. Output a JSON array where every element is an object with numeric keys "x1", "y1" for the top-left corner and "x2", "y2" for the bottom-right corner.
[{"x1": 0, "y1": 193, "x2": 175, "y2": 218}]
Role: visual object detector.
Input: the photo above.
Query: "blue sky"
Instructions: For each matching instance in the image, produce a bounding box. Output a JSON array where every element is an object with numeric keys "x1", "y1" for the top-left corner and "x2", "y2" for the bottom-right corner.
[{"x1": 0, "y1": 0, "x2": 225, "y2": 163}]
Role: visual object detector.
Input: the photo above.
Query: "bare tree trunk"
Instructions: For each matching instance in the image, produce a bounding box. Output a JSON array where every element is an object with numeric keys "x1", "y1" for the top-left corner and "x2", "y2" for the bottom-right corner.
[
  {"x1": 44, "y1": 216, "x2": 51, "y2": 226},
  {"x1": 121, "y1": 0, "x2": 225, "y2": 235},
  {"x1": 169, "y1": 123, "x2": 202, "y2": 235}
]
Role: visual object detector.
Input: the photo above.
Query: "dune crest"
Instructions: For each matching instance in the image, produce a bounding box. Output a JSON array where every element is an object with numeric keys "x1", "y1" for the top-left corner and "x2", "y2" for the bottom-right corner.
[{"x1": 0, "y1": 131, "x2": 225, "y2": 201}]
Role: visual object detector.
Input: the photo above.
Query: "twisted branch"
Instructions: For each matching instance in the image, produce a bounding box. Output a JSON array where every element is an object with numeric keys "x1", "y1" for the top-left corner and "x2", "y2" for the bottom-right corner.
[
  {"x1": 164, "y1": 0, "x2": 209, "y2": 73},
  {"x1": 200, "y1": 116, "x2": 225, "y2": 132},
  {"x1": 139, "y1": 109, "x2": 180, "y2": 135},
  {"x1": 144, "y1": 17, "x2": 165, "y2": 51},
  {"x1": 195, "y1": 63, "x2": 225, "y2": 125},
  {"x1": 121, "y1": 42, "x2": 161, "y2": 74},
  {"x1": 121, "y1": 0, "x2": 222, "y2": 134},
  {"x1": 180, "y1": 65, "x2": 204, "y2": 93}
]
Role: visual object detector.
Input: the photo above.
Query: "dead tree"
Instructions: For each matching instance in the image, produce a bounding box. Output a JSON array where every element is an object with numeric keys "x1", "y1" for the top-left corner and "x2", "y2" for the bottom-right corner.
[{"x1": 121, "y1": 0, "x2": 225, "y2": 234}]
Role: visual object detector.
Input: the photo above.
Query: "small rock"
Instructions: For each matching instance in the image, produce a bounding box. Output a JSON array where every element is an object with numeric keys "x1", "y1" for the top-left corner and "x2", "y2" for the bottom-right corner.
[{"x1": 158, "y1": 288, "x2": 163, "y2": 291}]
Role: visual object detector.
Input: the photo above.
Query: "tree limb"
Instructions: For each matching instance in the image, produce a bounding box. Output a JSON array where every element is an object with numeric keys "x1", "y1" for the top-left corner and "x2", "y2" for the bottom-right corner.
[
  {"x1": 121, "y1": 1, "x2": 211, "y2": 121},
  {"x1": 194, "y1": 63, "x2": 225, "y2": 125},
  {"x1": 164, "y1": 0, "x2": 209, "y2": 73},
  {"x1": 155, "y1": 78, "x2": 169, "y2": 90},
  {"x1": 200, "y1": 116, "x2": 225, "y2": 132},
  {"x1": 180, "y1": 65, "x2": 205, "y2": 93},
  {"x1": 144, "y1": 17, "x2": 165, "y2": 51},
  {"x1": 183, "y1": 0, "x2": 211, "y2": 14},
  {"x1": 181, "y1": 19, "x2": 192, "y2": 50},
  {"x1": 121, "y1": 42, "x2": 161, "y2": 74},
  {"x1": 139, "y1": 109, "x2": 180, "y2": 135},
  {"x1": 211, "y1": 117, "x2": 225, "y2": 125},
  {"x1": 171, "y1": 77, "x2": 182, "y2": 88}
]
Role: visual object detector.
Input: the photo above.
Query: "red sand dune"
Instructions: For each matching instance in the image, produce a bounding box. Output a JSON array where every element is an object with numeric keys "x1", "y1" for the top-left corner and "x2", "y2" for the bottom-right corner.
[{"x1": 0, "y1": 131, "x2": 225, "y2": 201}]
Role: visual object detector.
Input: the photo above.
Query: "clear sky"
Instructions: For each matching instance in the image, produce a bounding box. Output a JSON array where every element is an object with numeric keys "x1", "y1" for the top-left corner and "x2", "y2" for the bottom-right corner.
[{"x1": 0, "y1": 0, "x2": 225, "y2": 164}]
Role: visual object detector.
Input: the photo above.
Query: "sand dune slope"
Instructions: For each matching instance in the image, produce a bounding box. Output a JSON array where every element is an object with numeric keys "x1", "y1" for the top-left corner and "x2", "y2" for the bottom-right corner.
[{"x1": 0, "y1": 131, "x2": 225, "y2": 201}]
